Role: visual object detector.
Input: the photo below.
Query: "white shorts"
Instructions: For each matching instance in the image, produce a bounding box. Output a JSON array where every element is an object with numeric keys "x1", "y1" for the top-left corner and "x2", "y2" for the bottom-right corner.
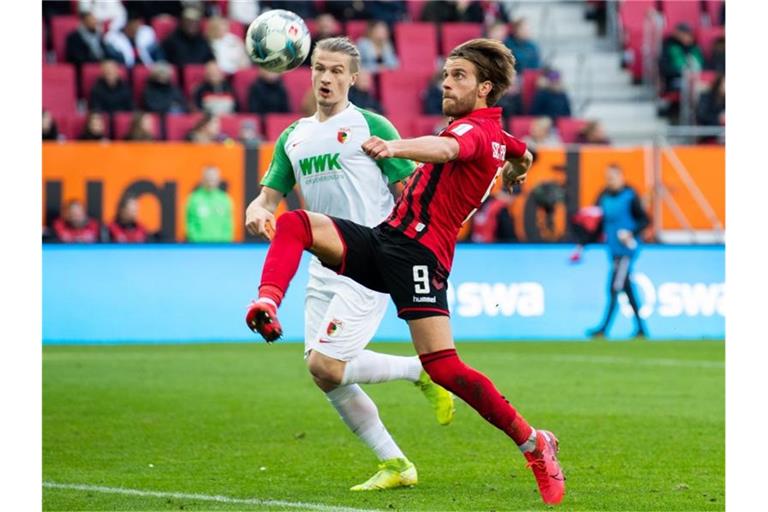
[{"x1": 304, "y1": 257, "x2": 389, "y2": 361}]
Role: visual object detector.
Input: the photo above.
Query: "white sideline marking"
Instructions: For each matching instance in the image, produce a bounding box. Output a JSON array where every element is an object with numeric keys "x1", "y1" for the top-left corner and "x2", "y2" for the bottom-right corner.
[
  {"x1": 43, "y1": 481, "x2": 381, "y2": 512},
  {"x1": 525, "y1": 354, "x2": 724, "y2": 369}
]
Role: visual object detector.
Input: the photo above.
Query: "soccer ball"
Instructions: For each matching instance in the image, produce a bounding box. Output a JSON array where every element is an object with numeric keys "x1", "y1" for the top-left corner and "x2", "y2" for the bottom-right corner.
[{"x1": 245, "y1": 9, "x2": 311, "y2": 73}]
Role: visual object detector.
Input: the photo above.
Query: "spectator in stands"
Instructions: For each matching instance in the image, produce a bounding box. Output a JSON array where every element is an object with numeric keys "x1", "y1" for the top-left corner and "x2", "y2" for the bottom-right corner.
[
  {"x1": 125, "y1": 111, "x2": 156, "y2": 141},
  {"x1": 504, "y1": 18, "x2": 541, "y2": 72},
  {"x1": 107, "y1": 196, "x2": 149, "y2": 243},
  {"x1": 470, "y1": 190, "x2": 517, "y2": 243},
  {"x1": 357, "y1": 20, "x2": 399, "y2": 73},
  {"x1": 496, "y1": 76, "x2": 523, "y2": 119},
  {"x1": 523, "y1": 116, "x2": 561, "y2": 149},
  {"x1": 487, "y1": 21, "x2": 509, "y2": 43},
  {"x1": 659, "y1": 23, "x2": 704, "y2": 97},
  {"x1": 576, "y1": 120, "x2": 611, "y2": 145},
  {"x1": 185, "y1": 166, "x2": 234, "y2": 242},
  {"x1": 708, "y1": 36, "x2": 725, "y2": 75},
  {"x1": 227, "y1": 0, "x2": 260, "y2": 26},
  {"x1": 79, "y1": 112, "x2": 109, "y2": 141},
  {"x1": 349, "y1": 70, "x2": 383, "y2": 114},
  {"x1": 420, "y1": 0, "x2": 485, "y2": 23},
  {"x1": 365, "y1": 1, "x2": 408, "y2": 25},
  {"x1": 696, "y1": 74, "x2": 725, "y2": 128},
  {"x1": 193, "y1": 60, "x2": 238, "y2": 114},
  {"x1": 89, "y1": 59, "x2": 133, "y2": 113},
  {"x1": 262, "y1": 0, "x2": 317, "y2": 20},
  {"x1": 422, "y1": 69, "x2": 445, "y2": 115},
  {"x1": 324, "y1": 1, "x2": 365, "y2": 22},
  {"x1": 142, "y1": 62, "x2": 187, "y2": 114},
  {"x1": 206, "y1": 15, "x2": 250, "y2": 74},
  {"x1": 65, "y1": 9, "x2": 122, "y2": 66},
  {"x1": 248, "y1": 69, "x2": 290, "y2": 114},
  {"x1": 79, "y1": 0, "x2": 127, "y2": 33},
  {"x1": 43, "y1": 110, "x2": 60, "y2": 141},
  {"x1": 531, "y1": 69, "x2": 571, "y2": 120},
  {"x1": 186, "y1": 112, "x2": 229, "y2": 143},
  {"x1": 238, "y1": 118, "x2": 262, "y2": 147},
  {"x1": 162, "y1": 7, "x2": 215, "y2": 67},
  {"x1": 304, "y1": 13, "x2": 342, "y2": 66},
  {"x1": 52, "y1": 199, "x2": 101, "y2": 243},
  {"x1": 104, "y1": 11, "x2": 163, "y2": 68}
]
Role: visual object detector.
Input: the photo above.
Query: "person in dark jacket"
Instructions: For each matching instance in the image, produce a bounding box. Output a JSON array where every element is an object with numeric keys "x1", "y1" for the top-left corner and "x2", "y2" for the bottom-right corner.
[
  {"x1": 89, "y1": 59, "x2": 133, "y2": 113},
  {"x1": 248, "y1": 69, "x2": 290, "y2": 114},
  {"x1": 420, "y1": 0, "x2": 485, "y2": 23},
  {"x1": 43, "y1": 110, "x2": 59, "y2": 141},
  {"x1": 65, "y1": 10, "x2": 122, "y2": 66},
  {"x1": 422, "y1": 70, "x2": 444, "y2": 115},
  {"x1": 696, "y1": 74, "x2": 725, "y2": 127},
  {"x1": 504, "y1": 18, "x2": 541, "y2": 72},
  {"x1": 659, "y1": 23, "x2": 704, "y2": 95},
  {"x1": 348, "y1": 70, "x2": 383, "y2": 114},
  {"x1": 574, "y1": 164, "x2": 650, "y2": 339},
  {"x1": 531, "y1": 69, "x2": 571, "y2": 120},
  {"x1": 79, "y1": 112, "x2": 109, "y2": 141},
  {"x1": 161, "y1": 7, "x2": 214, "y2": 67},
  {"x1": 193, "y1": 60, "x2": 238, "y2": 114},
  {"x1": 108, "y1": 196, "x2": 149, "y2": 243},
  {"x1": 142, "y1": 62, "x2": 187, "y2": 113}
]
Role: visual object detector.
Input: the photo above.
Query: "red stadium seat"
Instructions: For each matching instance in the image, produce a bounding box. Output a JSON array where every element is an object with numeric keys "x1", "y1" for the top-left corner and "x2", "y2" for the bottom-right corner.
[
  {"x1": 51, "y1": 15, "x2": 80, "y2": 63},
  {"x1": 183, "y1": 64, "x2": 208, "y2": 97},
  {"x1": 219, "y1": 114, "x2": 262, "y2": 139},
  {"x1": 281, "y1": 67, "x2": 312, "y2": 113},
  {"x1": 413, "y1": 115, "x2": 449, "y2": 137},
  {"x1": 60, "y1": 112, "x2": 112, "y2": 140},
  {"x1": 509, "y1": 116, "x2": 536, "y2": 138},
  {"x1": 697, "y1": 26, "x2": 725, "y2": 61},
  {"x1": 112, "y1": 112, "x2": 161, "y2": 140},
  {"x1": 385, "y1": 115, "x2": 416, "y2": 139},
  {"x1": 165, "y1": 113, "x2": 206, "y2": 141},
  {"x1": 618, "y1": 0, "x2": 658, "y2": 32},
  {"x1": 152, "y1": 14, "x2": 178, "y2": 43},
  {"x1": 232, "y1": 67, "x2": 260, "y2": 111},
  {"x1": 131, "y1": 64, "x2": 179, "y2": 107},
  {"x1": 264, "y1": 113, "x2": 299, "y2": 141},
  {"x1": 520, "y1": 69, "x2": 543, "y2": 113},
  {"x1": 201, "y1": 18, "x2": 246, "y2": 39},
  {"x1": 556, "y1": 118, "x2": 589, "y2": 144},
  {"x1": 440, "y1": 23, "x2": 483, "y2": 56},
  {"x1": 80, "y1": 62, "x2": 129, "y2": 101},
  {"x1": 379, "y1": 70, "x2": 433, "y2": 116},
  {"x1": 345, "y1": 20, "x2": 369, "y2": 43},
  {"x1": 660, "y1": 0, "x2": 702, "y2": 32},
  {"x1": 394, "y1": 22, "x2": 438, "y2": 70},
  {"x1": 43, "y1": 64, "x2": 77, "y2": 118}
]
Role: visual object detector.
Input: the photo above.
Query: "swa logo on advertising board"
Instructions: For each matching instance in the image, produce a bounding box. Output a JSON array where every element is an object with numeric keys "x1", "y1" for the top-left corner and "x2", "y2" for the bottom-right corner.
[
  {"x1": 447, "y1": 282, "x2": 545, "y2": 317},
  {"x1": 619, "y1": 273, "x2": 725, "y2": 319}
]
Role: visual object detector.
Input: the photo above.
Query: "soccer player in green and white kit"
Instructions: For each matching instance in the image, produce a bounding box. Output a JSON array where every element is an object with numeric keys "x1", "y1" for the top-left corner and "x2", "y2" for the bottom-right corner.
[{"x1": 244, "y1": 37, "x2": 454, "y2": 491}]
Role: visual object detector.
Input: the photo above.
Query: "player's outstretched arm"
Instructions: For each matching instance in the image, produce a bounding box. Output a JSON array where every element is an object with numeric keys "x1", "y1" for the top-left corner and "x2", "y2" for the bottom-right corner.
[
  {"x1": 362, "y1": 135, "x2": 460, "y2": 164},
  {"x1": 245, "y1": 186, "x2": 283, "y2": 239}
]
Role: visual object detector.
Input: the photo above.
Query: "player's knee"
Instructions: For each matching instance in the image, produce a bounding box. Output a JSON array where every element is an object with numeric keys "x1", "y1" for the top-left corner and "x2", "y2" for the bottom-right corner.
[{"x1": 306, "y1": 353, "x2": 344, "y2": 385}]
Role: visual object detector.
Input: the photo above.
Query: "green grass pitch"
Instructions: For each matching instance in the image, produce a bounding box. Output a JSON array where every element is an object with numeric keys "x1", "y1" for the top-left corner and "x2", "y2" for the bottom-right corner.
[{"x1": 43, "y1": 340, "x2": 724, "y2": 511}]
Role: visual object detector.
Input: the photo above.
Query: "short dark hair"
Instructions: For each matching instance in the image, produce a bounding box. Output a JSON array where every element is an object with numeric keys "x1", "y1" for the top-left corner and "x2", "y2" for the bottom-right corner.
[{"x1": 447, "y1": 38, "x2": 517, "y2": 106}]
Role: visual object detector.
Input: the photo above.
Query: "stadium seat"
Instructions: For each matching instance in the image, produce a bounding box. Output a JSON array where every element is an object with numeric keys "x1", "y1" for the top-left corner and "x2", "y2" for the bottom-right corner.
[
  {"x1": 281, "y1": 67, "x2": 312, "y2": 113},
  {"x1": 520, "y1": 69, "x2": 543, "y2": 113},
  {"x1": 201, "y1": 18, "x2": 245, "y2": 39},
  {"x1": 413, "y1": 115, "x2": 449, "y2": 137},
  {"x1": 509, "y1": 116, "x2": 537, "y2": 138},
  {"x1": 219, "y1": 114, "x2": 261, "y2": 139},
  {"x1": 660, "y1": 0, "x2": 702, "y2": 32},
  {"x1": 697, "y1": 26, "x2": 725, "y2": 61},
  {"x1": 152, "y1": 14, "x2": 178, "y2": 43},
  {"x1": 394, "y1": 22, "x2": 438, "y2": 70},
  {"x1": 556, "y1": 118, "x2": 589, "y2": 144},
  {"x1": 51, "y1": 15, "x2": 79, "y2": 63},
  {"x1": 80, "y1": 62, "x2": 129, "y2": 101},
  {"x1": 264, "y1": 113, "x2": 299, "y2": 141},
  {"x1": 60, "y1": 112, "x2": 112, "y2": 140},
  {"x1": 232, "y1": 67, "x2": 260, "y2": 111},
  {"x1": 112, "y1": 112, "x2": 161, "y2": 140},
  {"x1": 618, "y1": 0, "x2": 658, "y2": 33},
  {"x1": 379, "y1": 70, "x2": 433, "y2": 116},
  {"x1": 405, "y1": 0, "x2": 425, "y2": 21},
  {"x1": 345, "y1": 20, "x2": 369, "y2": 43},
  {"x1": 131, "y1": 64, "x2": 179, "y2": 107},
  {"x1": 165, "y1": 113, "x2": 205, "y2": 141},
  {"x1": 385, "y1": 115, "x2": 416, "y2": 139},
  {"x1": 440, "y1": 23, "x2": 483, "y2": 56},
  {"x1": 183, "y1": 64, "x2": 208, "y2": 98},
  {"x1": 705, "y1": 0, "x2": 724, "y2": 26},
  {"x1": 43, "y1": 64, "x2": 77, "y2": 118}
]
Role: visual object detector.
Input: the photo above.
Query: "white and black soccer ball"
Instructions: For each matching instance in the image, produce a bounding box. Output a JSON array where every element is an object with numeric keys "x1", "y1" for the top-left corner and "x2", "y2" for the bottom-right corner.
[{"x1": 245, "y1": 9, "x2": 311, "y2": 73}]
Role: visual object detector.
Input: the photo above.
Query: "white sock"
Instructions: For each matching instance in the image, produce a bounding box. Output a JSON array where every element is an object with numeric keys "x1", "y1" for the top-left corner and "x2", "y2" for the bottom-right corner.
[
  {"x1": 341, "y1": 350, "x2": 422, "y2": 385},
  {"x1": 326, "y1": 384, "x2": 405, "y2": 461},
  {"x1": 518, "y1": 429, "x2": 538, "y2": 453}
]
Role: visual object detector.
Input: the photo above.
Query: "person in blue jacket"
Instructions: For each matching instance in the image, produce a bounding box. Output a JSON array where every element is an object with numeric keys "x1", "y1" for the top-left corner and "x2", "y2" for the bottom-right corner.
[{"x1": 577, "y1": 164, "x2": 650, "y2": 338}]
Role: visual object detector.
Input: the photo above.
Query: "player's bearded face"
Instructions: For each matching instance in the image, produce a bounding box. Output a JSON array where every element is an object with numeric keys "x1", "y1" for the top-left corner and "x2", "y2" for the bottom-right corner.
[
  {"x1": 312, "y1": 50, "x2": 356, "y2": 108},
  {"x1": 441, "y1": 58, "x2": 482, "y2": 118}
]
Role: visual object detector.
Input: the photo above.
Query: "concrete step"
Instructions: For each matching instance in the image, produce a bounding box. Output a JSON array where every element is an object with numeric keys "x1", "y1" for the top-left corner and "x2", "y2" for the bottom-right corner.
[
  {"x1": 582, "y1": 101, "x2": 658, "y2": 121},
  {"x1": 571, "y1": 86, "x2": 652, "y2": 103}
]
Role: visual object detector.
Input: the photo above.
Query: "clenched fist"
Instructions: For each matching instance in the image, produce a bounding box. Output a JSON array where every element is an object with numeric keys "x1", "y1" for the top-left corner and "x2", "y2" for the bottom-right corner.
[{"x1": 362, "y1": 136, "x2": 395, "y2": 160}]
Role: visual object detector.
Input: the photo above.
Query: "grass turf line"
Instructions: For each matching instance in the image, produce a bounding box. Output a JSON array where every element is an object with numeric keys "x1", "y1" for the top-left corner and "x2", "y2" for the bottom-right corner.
[{"x1": 43, "y1": 341, "x2": 724, "y2": 511}]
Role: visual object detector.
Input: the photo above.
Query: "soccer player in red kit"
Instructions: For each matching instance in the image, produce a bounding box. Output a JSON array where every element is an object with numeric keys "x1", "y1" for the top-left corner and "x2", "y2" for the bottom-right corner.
[{"x1": 245, "y1": 39, "x2": 565, "y2": 505}]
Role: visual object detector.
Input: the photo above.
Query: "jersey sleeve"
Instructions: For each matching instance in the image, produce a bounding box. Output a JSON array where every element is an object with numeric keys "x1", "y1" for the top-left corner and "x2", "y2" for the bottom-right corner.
[
  {"x1": 260, "y1": 122, "x2": 298, "y2": 195},
  {"x1": 441, "y1": 119, "x2": 485, "y2": 161},
  {"x1": 501, "y1": 130, "x2": 527, "y2": 159},
  {"x1": 357, "y1": 107, "x2": 416, "y2": 183}
]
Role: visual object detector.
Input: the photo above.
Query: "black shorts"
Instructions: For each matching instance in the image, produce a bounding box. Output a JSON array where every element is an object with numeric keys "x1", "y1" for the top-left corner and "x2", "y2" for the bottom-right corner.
[{"x1": 324, "y1": 217, "x2": 450, "y2": 320}]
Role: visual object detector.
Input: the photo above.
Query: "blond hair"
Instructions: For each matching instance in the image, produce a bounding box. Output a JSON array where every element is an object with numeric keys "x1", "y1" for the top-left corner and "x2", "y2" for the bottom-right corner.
[{"x1": 311, "y1": 37, "x2": 361, "y2": 73}]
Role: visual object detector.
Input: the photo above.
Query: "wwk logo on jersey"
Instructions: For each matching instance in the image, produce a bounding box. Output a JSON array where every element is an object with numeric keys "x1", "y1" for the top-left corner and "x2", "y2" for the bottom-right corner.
[
  {"x1": 337, "y1": 128, "x2": 351, "y2": 144},
  {"x1": 491, "y1": 142, "x2": 506, "y2": 160},
  {"x1": 299, "y1": 153, "x2": 342, "y2": 175}
]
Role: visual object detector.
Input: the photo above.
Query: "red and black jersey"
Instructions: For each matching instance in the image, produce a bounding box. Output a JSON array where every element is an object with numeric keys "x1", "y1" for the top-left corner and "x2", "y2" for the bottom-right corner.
[
  {"x1": 107, "y1": 221, "x2": 148, "y2": 243},
  {"x1": 385, "y1": 107, "x2": 527, "y2": 271},
  {"x1": 52, "y1": 218, "x2": 100, "y2": 243}
]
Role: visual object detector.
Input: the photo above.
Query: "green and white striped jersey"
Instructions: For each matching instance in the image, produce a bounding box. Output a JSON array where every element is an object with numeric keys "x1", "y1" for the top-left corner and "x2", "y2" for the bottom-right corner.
[{"x1": 261, "y1": 103, "x2": 415, "y2": 227}]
